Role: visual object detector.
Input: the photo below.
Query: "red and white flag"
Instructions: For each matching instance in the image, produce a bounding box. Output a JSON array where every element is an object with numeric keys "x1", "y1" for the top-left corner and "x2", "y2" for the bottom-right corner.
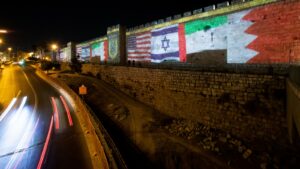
[{"x1": 127, "y1": 31, "x2": 151, "y2": 62}]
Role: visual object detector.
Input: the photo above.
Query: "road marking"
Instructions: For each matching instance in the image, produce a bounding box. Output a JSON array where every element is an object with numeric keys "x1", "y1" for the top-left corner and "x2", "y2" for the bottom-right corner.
[
  {"x1": 60, "y1": 96, "x2": 73, "y2": 126},
  {"x1": 20, "y1": 68, "x2": 38, "y2": 120},
  {"x1": 37, "y1": 116, "x2": 54, "y2": 169},
  {"x1": 0, "y1": 98, "x2": 17, "y2": 122},
  {"x1": 51, "y1": 97, "x2": 60, "y2": 130}
]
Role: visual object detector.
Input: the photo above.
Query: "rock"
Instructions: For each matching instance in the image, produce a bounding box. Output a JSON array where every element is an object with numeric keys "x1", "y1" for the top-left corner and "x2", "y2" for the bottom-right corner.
[
  {"x1": 118, "y1": 113, "x2": 127, "y2": 121},
  {"x1": 236, "y1": 140, "x2": 242, "y2": 146},
  {"x1": 114, "y1": 114, "x2": 119, "y2": 119},
  {"x1": 219, "y1": 136, "x2": 227, "y2": 143},
  {"x1": 107, "y1": 104, "x2": 115, "y2": 111},
  {"x1": 226, "y1": 134, "x2": 231, "y2": 139},
  {"x1": 210, "y1": 142, "x2": 215, "y2": 149},
  {"x1": 238, "y1": 146, "x2": 245, "y2": 153},
  {"x1": 227, "y1": 160, "x2": 231, "y2": 166},
  {"x1": 243, "y1": 149, "x2": 252, "y2": 159},
  {"x1": 114, "y1": 106, "x2": 129, "y2": 121},
  {"x1": 260, "y1": 163, "x2": 267, "y2": 169}
]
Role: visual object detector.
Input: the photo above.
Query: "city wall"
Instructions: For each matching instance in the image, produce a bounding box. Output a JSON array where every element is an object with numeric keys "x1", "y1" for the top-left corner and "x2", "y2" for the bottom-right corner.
[
  {"x1": 82, "y1": 64, "x2": 289, "y2": 142},
  {"x1": 59, "y1": 0, "x2": 300, "y2": 65}
]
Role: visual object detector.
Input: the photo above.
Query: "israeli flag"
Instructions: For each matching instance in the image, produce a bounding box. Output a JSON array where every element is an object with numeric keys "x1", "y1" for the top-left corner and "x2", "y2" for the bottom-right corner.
[{"x1": 151, "y1": 24, "x2": 180, "y2": 63}]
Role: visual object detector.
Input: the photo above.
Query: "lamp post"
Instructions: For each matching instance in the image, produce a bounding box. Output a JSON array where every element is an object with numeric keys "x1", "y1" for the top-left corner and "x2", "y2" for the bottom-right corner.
[
  {"x1": 8, "y1": 47, "x2": 12, "y2": 59},
  {"x1": 51, "y1": 44, "x2": 58, "y2": 61}
]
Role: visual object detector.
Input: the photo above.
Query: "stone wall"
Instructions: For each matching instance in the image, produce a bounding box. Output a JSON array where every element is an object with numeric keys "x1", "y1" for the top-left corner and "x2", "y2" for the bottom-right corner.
[{"x1": 82, "y1": 64, "x2": 288, "y2": 142}]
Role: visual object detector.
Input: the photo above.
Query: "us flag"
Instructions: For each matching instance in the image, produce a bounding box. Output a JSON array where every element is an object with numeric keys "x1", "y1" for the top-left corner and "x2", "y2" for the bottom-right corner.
[
  {"x1": 127, "y1": 31, "x2": 151, "y2": 62},
  {"x1": 76, "y1": 47, "x2": 82, "y2": 56}
]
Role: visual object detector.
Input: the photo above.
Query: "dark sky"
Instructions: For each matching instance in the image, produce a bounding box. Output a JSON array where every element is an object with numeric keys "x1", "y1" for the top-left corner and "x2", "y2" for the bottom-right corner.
[{"x1": 0, "y1": 0, "x2": 226, "y2": 50}]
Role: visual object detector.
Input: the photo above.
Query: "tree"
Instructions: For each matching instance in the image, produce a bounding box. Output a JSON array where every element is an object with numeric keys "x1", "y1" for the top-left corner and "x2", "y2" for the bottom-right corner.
[
  {"x1": 70, "y1": 55, "x2": 82, "y2": 73},
  {"x1": 40, "y1": 61, "x2": 52, "y2": 73}
]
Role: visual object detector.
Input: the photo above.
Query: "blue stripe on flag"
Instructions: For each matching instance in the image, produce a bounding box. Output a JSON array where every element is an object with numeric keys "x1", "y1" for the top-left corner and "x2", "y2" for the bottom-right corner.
[
  {"x1": 151, "y1": 26, "x2": 178, "y2": 37},
  {"x1": 151, "y1": 51, "x2": 179, "y2": 60}
]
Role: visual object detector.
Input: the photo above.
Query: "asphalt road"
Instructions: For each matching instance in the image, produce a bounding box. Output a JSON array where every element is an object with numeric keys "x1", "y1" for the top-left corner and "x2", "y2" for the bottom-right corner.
[{"x1": 0, "y1": 64, "x2": 93, "y2": 169}]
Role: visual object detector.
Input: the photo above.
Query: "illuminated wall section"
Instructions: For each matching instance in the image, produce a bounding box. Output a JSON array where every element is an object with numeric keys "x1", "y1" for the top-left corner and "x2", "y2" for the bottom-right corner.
[
  {"x1": 108, "y1": 32, "x2": 120, "y2": 63},
  {"x1": 80, "y1": 46, "x2": 91, "y2": 61},
  {"x1": 126, "y1": 0, "x2": 300, "y2": 64},
  {"x1": 91, "y1": 42, "x2": 101, "y2": 57},
  {"x1": 151, "y1": 24, "x2": 186, "y2": 63},
  {"x1": 243, "y1": 1, "x2": 300, "y2": 63},
  {"x1": 59, "y1": 48, "x2": 68, "y2": 62},
  {"x1": 91, "y1": 40, "x2": 108, "y2": 62},
  {"x1": 127, "y1": 31, "x2": 151, "y2": 62}
]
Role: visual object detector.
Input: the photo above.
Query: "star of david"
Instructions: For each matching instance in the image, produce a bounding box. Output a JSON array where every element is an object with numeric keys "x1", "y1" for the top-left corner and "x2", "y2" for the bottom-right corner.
[{"x1": 161, "y1": 36, "x2": 170, "y2": 52}]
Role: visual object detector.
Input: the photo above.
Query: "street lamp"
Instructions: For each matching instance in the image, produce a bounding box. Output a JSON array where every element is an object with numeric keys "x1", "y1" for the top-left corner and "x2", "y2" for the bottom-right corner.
[
  {"x1": 51, "y1": 44, "x2": 58, "y2": 50},
  {"x1": 7, "y1": 47, "x2": 12, "y2": 59},
  {"x1": 51, "y1": 44, "x2": 58, "y2": 61},
  {"x1": 0, "y1": 30, "x2": 8, "y2": 34}
]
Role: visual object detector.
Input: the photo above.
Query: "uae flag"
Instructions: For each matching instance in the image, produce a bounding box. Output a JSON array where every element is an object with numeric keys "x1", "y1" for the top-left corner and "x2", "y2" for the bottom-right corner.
[
  {"x1": 184, "y1": 15, "x2": 228, "y2": 54},
  {"x1": 91, "y1": 42, "x2": 101, "y2": 57},
  {"x1": 151, "y1": 24, "x2": 186, "y2": 63},
  {"x1": 99, "y1": 40, "x2": 108, "y2": 62}
]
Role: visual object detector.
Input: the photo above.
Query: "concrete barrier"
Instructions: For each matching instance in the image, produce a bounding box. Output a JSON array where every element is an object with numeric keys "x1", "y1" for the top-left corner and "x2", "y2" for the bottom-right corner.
[{"x1": 287, "y1": 79, "x2": 300, "y2": 143}]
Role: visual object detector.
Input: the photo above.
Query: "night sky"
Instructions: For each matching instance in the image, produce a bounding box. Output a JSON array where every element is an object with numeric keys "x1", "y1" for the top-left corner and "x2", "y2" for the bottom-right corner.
[{"x1": 0, "y1": 0, "x2": 226, "y2": 51}]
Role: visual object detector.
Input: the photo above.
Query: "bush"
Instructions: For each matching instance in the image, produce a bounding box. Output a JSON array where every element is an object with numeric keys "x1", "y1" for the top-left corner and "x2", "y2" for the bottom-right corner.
[
  {"x1": 52, "y1": 61, "x2": 61, "y2": 70},
  {"x1": 41, "y1": 61, "x2": 52, "y2": 71},
  {"x1": 40, "y1": 61, "x2": 61, "y2": 72}
]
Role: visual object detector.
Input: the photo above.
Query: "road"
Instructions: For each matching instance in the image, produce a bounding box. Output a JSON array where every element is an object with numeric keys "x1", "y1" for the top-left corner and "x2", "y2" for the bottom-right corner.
[{"x1": 0, "y1": 64, "x2": 93, "y2": 169}]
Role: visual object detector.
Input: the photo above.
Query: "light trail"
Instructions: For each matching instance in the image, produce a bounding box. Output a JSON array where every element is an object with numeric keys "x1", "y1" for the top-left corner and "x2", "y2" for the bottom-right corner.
[
  {"x1": 0, "y1": 98, "x2": 17, "y2": 122},
  {"x1": 12, "y1": 117, "x2": 40, "y2": 169},
  {"x1": 60, "y1": 96, "x2": 73, "y2": 126},
  {"x1": 51, "y1": 97, "x2": 60, "y2": 130},
  {"x1": 9, "y1": 97, "x2": 27, "y2": 124},
  {"x1": 37, "y1": 116, "x2": 54, "y2": 169}
]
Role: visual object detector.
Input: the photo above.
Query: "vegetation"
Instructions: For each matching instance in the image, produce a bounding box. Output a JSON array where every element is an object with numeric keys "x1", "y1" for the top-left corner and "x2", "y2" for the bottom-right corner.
[
  {"x1": 69, "y1": 56, "x2": 82, "y2": 73},
  {"x1": 40, "y1": 61, "x2": 60, "y2": 73}
]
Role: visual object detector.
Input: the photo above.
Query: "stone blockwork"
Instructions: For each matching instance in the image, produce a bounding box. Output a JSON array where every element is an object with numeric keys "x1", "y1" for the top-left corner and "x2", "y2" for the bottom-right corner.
[{"x1": 82, "y1": 64, "x2": 287, "y2": 142}]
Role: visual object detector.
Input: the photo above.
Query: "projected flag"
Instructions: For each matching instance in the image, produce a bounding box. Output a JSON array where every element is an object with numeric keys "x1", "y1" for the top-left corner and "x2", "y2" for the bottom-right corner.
[
  {"x1": 151, "y1": 24, "x2": 186, "y2": 63},
  {"x1": 99, "y1": 41, "x2": 108, "y2": 62},
  {"x1": 127, "y1": 31, "x2": 151, "y2": 62}
]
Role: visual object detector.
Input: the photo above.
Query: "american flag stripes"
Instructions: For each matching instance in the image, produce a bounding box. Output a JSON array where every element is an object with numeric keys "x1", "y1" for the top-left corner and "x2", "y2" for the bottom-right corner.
[
  {"x1": 76, "y1": 47, "x2": 82, "y2": 56},
  {"x1": 127, "y1": 31, "x2": 151, "y2": 62}
]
